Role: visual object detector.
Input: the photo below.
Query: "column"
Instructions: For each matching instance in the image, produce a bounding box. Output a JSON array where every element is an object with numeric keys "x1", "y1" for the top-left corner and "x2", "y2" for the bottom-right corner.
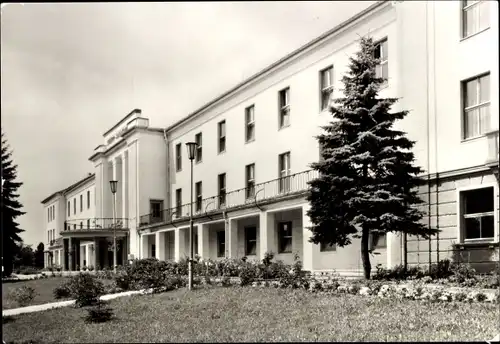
[
  {"x1": 85, "y1": 244, "x2": 90, "y2": 267},
  {"x1": 302, "y1": 204, "x2": 314, "y2": 272},
  {"x1": 68, "y1": 237, "x2": 73, "y2": 271},
  {"x1": 174, "y1": 227, "x2": 186, "y2": 261},
  {"x1": 198, "y1": 224, "x2": 210, "y2": 259},
  {"x1": 121, "y1": 153, "x2": 128, "y2": 222},
  {"x1": 227, "y1": 219, "x2": 238, "y2": 258},
  {"x1": 141, "y1": 234, "x2": 149, "y2": 259},
  {"x1": 156, "y1": 232, "x2": 166, "y2": 260},
  {"x1": 259, "y1": 211, "x2": 275, "y2": 261},
  {"x1": 62, "y1": 239, "x2": 67, "y2": 271},
  {"x1": 122, "y1": 237, "x2": 128, "y2": 263}
]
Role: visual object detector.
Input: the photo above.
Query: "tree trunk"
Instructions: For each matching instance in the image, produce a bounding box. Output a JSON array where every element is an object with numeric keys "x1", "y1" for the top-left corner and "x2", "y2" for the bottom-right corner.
[{"x1": 361, "y1": 227, "x2": 371, "y2": 279}]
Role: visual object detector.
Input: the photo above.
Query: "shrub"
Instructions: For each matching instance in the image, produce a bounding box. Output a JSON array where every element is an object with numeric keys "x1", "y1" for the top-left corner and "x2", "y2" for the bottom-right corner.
[
  {"x1": 53, "y1": 283, "x2": 72, "y2": 299},
  {"x1": 67, "y1": 273, "x2": 105, "y2": 307},
  {"x1": 453, "y1": 292, "x2": 467, "y2": 302},
  {"x1": 475, "y1": 292, "x2": 487, "y2": 302},
  {"x1": 239, "y1": 262, "x2": 257, "y2": 286},
  {"x1": 372, "y1": 264, "x2": 423, "y2": 281},
  {"x1": 221, "y1": 275, "x2": 231, "y2": 287},
  {"x1": 16, "y1": 266, "x2": 41, "y2": 275},
  {"x1": 428, "y1": 259, "x2": 452, "y2": 279},
  {"x1": 84, "y1": 301, "x2": 113, "y2": 323},
  {"x1": 9, "y1": 286, "x2": 38, "y2": 307},
  {"x1": 450, "y1": 263, "x2": 476, "y2": 284}
]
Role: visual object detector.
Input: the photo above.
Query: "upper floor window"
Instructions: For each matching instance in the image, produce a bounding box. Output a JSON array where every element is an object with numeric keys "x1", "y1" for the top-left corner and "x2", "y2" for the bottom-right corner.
[
  {"x1": 175, "y1": 188, "x2": 182, "y2": 218},
  {"x1": 460, "y1": 187, "x2": 494, "y2": 241},
  {"x1": 463, "y1": 73, "x2": 490, "y2": 139},
  {"x1": 67, "y1": 201, "x2": 70, "y2": 216},
  {"x1": 87, "y1": 190, "x2": 90, "y2": 209},
  {"x1": 218, "y1": 173, "x2": 226, "y2": 207},
  {"x1": 245, "y1": 164, "x2": 255, "y2": 199},
  {"x1": 150, "y1": 200, "x2": 164, "y2": 223},
  {"x1": 47, "y1": 208, "x2": 50, "y2": 223},
  {"x1": 195, "y1": 133, "x2": 202, "y2": 163},
  {"x1": 320, "y1": 66, "x2": 334, "y2": 111},
  {"x1": 73, "y1": 198, "x2": 76, "y2": 215},
  {"x1": 374, "y1": 39, "x2": 388, "y2": 83},
  {"x1": 245, "y1": 105, "x2": 255, "y2": 142},
  {"x1": 279, "y1": 152, "x2": 291, "y2": 193},
  {"x1": 175, "y1": 143, "x2": 182, "y2": 172},
  {"x1": 218, "y1": 120, "x2": 226, "y2": 153},
  {"x1": 462, "y1": 0, "x2": 490, "y2": 38},
  {"x1": 195, "y1": 181, "x2": 202, "y2": 213},
  {"x1": 87, "y1": 219, "x2": 90, "y2": 229},
  {"x1": 52, "y1": 205, "x2": 55, "y2": 221},
  {"x1": 279, "y1": 87, "x2": 290, "y2": 128},
  {"x1": 80, "y1": 194, "x2": 83, "y2": 212}
]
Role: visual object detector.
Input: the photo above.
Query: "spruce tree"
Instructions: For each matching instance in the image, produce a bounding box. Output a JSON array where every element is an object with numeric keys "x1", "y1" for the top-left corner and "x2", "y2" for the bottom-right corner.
[
  {"x1": 1, "y1": 129, "x2": 26, "y2": 276},
  {"x1": 306, "y1": 36, "x2": 438, "y2": 279}
]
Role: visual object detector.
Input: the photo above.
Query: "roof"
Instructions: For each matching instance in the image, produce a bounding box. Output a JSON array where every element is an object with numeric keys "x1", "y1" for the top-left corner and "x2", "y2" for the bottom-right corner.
[
  {"x1": 103, "y1": 108, "x2": 142, "y2": 137},
  {"x1": 41, "y1": 173, "x2": 96, "y2": 204},
  {"x1": 165, "y1": 0, "x2": 386, "y2": 133}
]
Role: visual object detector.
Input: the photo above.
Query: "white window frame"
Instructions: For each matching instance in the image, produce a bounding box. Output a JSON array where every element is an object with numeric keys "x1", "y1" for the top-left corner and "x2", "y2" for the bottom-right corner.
[
  {"x1": 456, "y1": 183, "x2": 499, "y2": 243},
  {"x1": 374, "y1": 38, "x2": 388, "y2": 84},
  {"x1": 195, "y1": 132, "x2": 202, "y2": 163},
  {"x1": 278, "y1": 221, "x2": 293, "y2": 254},
  {"x1": 218, "y1": 120, "x2": 226, "y2": 153},
  {"x1": 218, "y1": 173, "x2": 226, "y2": 207},
  {"x1": 279, "y1": 152, "x2": 291, "y2": 193},
  {"x1": 462, "y1": 73, "x2": 491, "y2": 140},
  {"x1": 279, "y1": 87, "x2": 290, "y2": 129},
  {"x1": 175, "y1": 143, "x2": 182, "y2": 172},
  {"x1": 245, "y1": 105, "x2": 255, "y2": 142},
  {"x1": 320, "y1": 66, "x2": 334, "y2": 111},
  {"x1": 461, "y1": 0, "x2": 490, "y2": 39}
]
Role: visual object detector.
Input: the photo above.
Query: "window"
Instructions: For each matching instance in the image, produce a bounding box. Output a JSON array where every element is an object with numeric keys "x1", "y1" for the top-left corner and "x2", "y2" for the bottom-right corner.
[
  {"x1": 245, "y1": 105, "x2": 255, "y2": 142},
  {"x1": 320, "y1": 242, "x2": 336, "y2": 252},
  {"x1": 218, "y1": 120, "x2": 226, "y2": 153},
  {"x1": 195, "y1": 133, "x2": 202, "y2": 163},
  {"x1": 73, "y1": 224, "x2": 77, "y2": 230},
  {"x1": 87, "y1": 219, "x2": 90, "y2": 229},
  {"x1": 73, "y1": 198, "x2": 76, "y2": 215},
  {"x1": 52, "y1": 205, "x2": 55, "y2": 221},
  {"x1": 175, "y1": 188, "x2": 182, "y2": 218},
  {"x1": 279, "y1": 152, "x2": 291, "y2": 193},
  {"x1": 320, "y1": 66, "x2": 333, "y2": 111},
  {"x1": 48, "y1": 208, "x2": 50, "y2": 223},
  {"x1": 151, "y1": 244, "x2": 156, "y2": 258},
  {"x1": 175, "y1": 143, "x2": 182, "y2": 171},
  {"x1": 278, "y1": 222, "x2": 293, "y2": 253},
  {"x1": 463, "y1": 73, "x2": 490, "y2": 139},
  {"x1": 87, "y1": 191, "x2": 90, "y2": 209},
  {"x1": 245, "y1": 164, "x2": 255, "y2": 199},
  {"x1": 195, "y1": 181, "x2": 202, "y2": 212},
  {"x1": 462, "y1": 0, "x2": 490, "y2": 38},
  {"x1": 245, "y1": 226, "x2": 257, "y2": 256},
  {"x1": 150, "y1": 200, "x2": 164, "y2": 223},
  {"x1": 194, "y1": 232, "x2": 199, "y2": 256},
  {"x1": 374, "y1": 39, "x2": 388, "y2": 83},
  {"x1": 218, "y1": 173, "x2": 226, "y2": 207},
  {"x1": 67, "y1": 202, "x2": 70, "y2": 216},
  {"x1": 217, "y1": 231, "x2": 225, "y2": 257},
  {"x1": 461, "y1": 187, "x2": 494, "y2": 240},
  {"x1": 370, "y1": 232, "x2": 387, "y2": 249},
  {"x1": 279, "y1": 87, "x2": 290, "y2": 128},
  {"x1": 80, "y1": 221, "x2": 83, "y2": 230},
  {"x1": 80, "y1": 194, "x2": 83, "y2": 212}
]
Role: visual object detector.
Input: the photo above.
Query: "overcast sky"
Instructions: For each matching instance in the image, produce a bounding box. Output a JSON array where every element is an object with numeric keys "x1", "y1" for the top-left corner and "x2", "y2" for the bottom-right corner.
[{"x1": 1, "y1": 1, "x2": 375, "y2": 246}]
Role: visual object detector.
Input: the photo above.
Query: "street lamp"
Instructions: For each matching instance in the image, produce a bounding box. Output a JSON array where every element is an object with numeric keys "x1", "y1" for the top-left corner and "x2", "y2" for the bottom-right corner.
[
  {"x1": 109, "y1": 180, "x2": 118, "y2": 274},
  {"x1": 185, "y1": 141, "x2": 197, "y2": 291}
]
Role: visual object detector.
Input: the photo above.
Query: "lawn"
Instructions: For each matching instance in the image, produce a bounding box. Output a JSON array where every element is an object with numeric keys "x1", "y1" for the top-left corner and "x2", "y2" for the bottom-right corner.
[
  {"x1": 2, "y1": 277, "x2": 115, "y2": 310},
  {"x1": 2, "y1": 286, "x2": 498, "y2": 343}
]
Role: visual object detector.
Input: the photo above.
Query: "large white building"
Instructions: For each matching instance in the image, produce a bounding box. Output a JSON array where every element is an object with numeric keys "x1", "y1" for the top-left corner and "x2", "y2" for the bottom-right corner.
[{"x1": 42, "y1": 0, "x2": 499, "y2": 274}]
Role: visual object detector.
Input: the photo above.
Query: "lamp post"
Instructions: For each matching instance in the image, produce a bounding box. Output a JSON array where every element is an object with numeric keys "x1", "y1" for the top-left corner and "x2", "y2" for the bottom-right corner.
[
  {"x1": 109, "y1": 180, "x2": 118, "y2": 274},
  {"x1": 186, "y1": 141, "x2": 197, "y2": 291}
]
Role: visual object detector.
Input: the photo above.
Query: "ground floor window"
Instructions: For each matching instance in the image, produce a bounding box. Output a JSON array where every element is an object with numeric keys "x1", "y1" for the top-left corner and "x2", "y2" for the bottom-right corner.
[
  {"x1": 320, "y1": 242, "x2": 336, "y2": 252},
  {"x1": 278, "y1": 221, "x2": 293, "y2": 253},
  {"x1": 217, "y1": 231, "x2": 225, "y2": 257},
  {"x1": 151, "y1": 244, "x2": 156, "y2": 258},
  {"x1": 245, "y1": 226, "x2": 257, "y2": 256},
  {"x1": 461, "y1": 186, "x2": 495, "y2": 240}
]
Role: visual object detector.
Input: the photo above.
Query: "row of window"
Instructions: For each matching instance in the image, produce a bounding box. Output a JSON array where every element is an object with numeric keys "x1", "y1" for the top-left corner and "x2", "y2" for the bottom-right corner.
[
  {"x1": 67, "y1": 190, "x2": 91, "y2": 217},
  {"x1": 47, "y1": 204, "x2": 56, "y2": 223}
]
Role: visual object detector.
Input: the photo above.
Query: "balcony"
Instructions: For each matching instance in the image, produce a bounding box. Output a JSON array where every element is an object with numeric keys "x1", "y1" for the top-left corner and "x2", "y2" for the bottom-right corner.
[
  {"x1": 139, "y1": 169, "x2": 319, "y2": 228},
  {"x1": 63, "y1": 218, "x2": 129, "y2": 233},
  {"x1": 485, "y1": 129, "x2": 499, "y2": 166}
]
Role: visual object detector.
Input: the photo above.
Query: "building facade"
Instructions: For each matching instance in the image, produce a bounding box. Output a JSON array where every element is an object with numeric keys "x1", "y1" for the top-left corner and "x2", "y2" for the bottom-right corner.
[{"x1": 42, "y1": 0, "x2": 499, "y2": 274}]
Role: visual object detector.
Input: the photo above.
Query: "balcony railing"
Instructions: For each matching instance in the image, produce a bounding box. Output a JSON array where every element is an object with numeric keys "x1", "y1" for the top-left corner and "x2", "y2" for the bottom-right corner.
[
  {"x1": 486, "y1": 129, "x2": 499, "y2": 165},
  {"x1": 63, "y1": 218, "x2": 129, "y2": 232},
  {"x1": 138, "y1": 169, "x2": 319, "y2": 227}
]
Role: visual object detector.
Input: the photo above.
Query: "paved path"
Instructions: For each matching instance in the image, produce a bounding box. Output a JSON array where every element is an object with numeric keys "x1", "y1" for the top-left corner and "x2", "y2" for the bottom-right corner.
[{"x1": 2, "y1": 289, "x2": 150, "y2": 317}]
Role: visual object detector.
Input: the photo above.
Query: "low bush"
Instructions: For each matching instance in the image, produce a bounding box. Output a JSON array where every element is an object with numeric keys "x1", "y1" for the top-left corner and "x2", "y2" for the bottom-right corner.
[
  {"x1": 15, "y1": 266, "x2": 41, "y2": 275},
  {"x1": 53, "y1": 284, "x2": 72, "y2": 299},
  {"x1": 9, "y1": 286, "x2": 38, "y2": 307},
  {"x1": 372, "y1": 264, "x2": 424, "y2": 281},
  {"x1": 66, "y1": 273, "x2": 105, "y2": 307}
]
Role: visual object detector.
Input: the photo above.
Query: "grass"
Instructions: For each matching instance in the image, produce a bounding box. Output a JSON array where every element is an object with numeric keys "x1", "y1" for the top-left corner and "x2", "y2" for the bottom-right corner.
[
  {"x1": 2, "y1": 286, "x2": 499, "y2": 343},
  {"x1": 2, "y1": 277, "x2": 115, "y2": 310}
]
